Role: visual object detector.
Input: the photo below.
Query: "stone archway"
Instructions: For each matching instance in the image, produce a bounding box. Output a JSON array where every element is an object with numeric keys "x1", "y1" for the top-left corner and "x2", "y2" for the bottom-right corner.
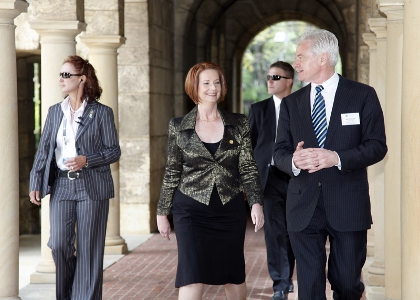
[{"x1": 175, "y1": 0, "x2": 358, "y2": 115}]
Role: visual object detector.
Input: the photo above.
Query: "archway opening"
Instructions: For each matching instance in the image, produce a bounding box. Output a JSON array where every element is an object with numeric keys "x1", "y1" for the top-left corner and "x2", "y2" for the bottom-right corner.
[{"x1": 241, "y1": 21, "x2": 342, "y2": 115}]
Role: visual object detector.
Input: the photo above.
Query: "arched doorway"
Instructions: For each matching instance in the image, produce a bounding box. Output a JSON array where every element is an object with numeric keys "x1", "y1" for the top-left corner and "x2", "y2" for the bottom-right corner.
[
  {"x1": 176, "y1": 0, "x2": 354, "y2": 115},
  {"x1": 241, "y1": 20, "x2": 343, "y2": 115}
]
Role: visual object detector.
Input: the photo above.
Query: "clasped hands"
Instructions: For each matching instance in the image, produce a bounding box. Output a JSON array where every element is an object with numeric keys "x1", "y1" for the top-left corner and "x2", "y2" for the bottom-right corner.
[{"x1": 292, "y1": 141, "x2": 339, "y2": 173}]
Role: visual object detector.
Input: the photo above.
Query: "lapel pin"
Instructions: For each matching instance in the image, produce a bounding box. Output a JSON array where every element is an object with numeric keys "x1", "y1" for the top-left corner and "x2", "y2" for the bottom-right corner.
[
  {"x1": 229, "y1": 140, "x2": 234, "y2": 144},
  {"x1": 89, "y1": 110, "x2": 94, "y2": 118}
]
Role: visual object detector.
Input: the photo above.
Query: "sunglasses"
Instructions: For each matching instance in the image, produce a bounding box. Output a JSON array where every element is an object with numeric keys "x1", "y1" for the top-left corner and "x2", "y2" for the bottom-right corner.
[
  {"x1": 266, "y1": 75, "x2": 291, "y2": 81},
  {"x1": 59, "y1": 72, "x2": 82, "y2": 79}
]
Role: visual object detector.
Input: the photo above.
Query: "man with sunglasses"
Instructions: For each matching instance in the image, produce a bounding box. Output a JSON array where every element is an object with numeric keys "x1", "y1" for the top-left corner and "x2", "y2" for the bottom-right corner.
[{"x1": 249, "y1": 61, "x2": 295, "y2": 300}]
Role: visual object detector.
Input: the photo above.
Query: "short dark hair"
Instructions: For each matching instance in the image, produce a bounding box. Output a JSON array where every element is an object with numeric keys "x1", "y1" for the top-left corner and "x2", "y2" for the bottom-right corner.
[
  {"x1": 269, "y1": 61, "x2": 294, "y2": 80},
  {"x1": 185, "y1": 62, "x2": 227, "y2": 104}
]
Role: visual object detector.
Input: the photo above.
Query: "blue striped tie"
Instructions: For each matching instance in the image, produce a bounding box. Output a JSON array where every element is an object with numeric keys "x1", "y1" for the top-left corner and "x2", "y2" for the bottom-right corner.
[{"x1": 312, "y1": 85, "x2": 327, "y2": 148}]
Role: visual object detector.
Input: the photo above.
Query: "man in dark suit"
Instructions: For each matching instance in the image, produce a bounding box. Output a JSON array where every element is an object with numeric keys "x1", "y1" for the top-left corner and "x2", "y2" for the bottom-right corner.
[
  {"x1": 273, "y1": 29, "x2": 387, "y2": 300},
  {"x1": 249, "y1": 61, "x2": 295, "y2": 300}
]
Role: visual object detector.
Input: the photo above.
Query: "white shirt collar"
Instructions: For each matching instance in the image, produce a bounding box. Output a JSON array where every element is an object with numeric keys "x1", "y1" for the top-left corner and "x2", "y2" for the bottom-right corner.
[
  {"x1": 310, "y1": 72, "x2": 339, "y2": 95},
  {"x1": 61, "y1": 96, "x2": 87, "y2": 118},
  {"x1": 272, "y1": 95, "x2": 282, "y2": 108}
]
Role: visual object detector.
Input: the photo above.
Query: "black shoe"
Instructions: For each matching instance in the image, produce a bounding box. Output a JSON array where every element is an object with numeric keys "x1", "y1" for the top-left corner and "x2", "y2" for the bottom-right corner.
[
  {"x1": 288, "y1": 279, "x2": 294, "y2": 293},
  {"x1": 271, "y1": 291, "x2": 288, "y2": 300}
]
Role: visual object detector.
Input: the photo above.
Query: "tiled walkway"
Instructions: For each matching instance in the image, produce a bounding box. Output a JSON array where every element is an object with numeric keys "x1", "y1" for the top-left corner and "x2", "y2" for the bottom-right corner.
[{"x1": 102, "y1": 219, "x2": 363, "y2": 300}]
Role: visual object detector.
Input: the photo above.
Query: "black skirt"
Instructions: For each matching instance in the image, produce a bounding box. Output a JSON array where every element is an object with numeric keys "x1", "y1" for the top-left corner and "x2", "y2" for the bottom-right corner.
[{"x1": 172, "y1": 187, "x2": 247, "y2": 287}]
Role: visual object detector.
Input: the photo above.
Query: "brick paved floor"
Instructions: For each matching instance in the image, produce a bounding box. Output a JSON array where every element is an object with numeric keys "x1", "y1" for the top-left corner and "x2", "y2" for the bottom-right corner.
[{"x1": 102, "y1": 219, "x2": 365, "y2": 300}]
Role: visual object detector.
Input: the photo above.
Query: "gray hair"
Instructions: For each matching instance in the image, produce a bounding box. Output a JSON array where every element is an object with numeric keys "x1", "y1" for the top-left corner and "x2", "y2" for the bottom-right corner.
[{"x1": 298, "y1": 28, "x2": 339, "y2": 67}]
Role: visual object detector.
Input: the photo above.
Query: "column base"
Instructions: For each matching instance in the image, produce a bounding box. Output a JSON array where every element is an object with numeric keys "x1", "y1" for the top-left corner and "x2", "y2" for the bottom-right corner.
[
  {"x1": 104, "y1": 243, "x2": 128, "y2": 255},
  {"x1": 367, "y1": 261, "x2": 385, "y2": 286},
  {"x1": 30, "y1": 271, "x2": 56, "y2": 284}
]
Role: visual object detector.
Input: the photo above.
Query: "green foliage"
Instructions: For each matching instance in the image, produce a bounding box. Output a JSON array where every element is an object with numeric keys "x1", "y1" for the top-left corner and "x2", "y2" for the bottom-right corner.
[{"x1": 242, "y1": 21, "x2": 342, "y2": 115}]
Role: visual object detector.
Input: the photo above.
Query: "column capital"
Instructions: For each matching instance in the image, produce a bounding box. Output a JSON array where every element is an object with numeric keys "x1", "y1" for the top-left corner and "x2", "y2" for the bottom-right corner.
[
  {"x1": 362, "y1": 33, "x2": 377, "y2": 51},
  {"x1": 0, "y1": 0, "x2": 28, "y2": 24},
  {"x1": 380, "y1": 5, "x2": 404, "y2": 22},
  {"x1": 368, "y1": 18, "x2": 387, "y2": 39},
  {"x1": 79, "y1": 35, "x2": 126, "y2": 49},
  {"x1": 29, "y1": 20, "x2": 86, "y2": 41}
]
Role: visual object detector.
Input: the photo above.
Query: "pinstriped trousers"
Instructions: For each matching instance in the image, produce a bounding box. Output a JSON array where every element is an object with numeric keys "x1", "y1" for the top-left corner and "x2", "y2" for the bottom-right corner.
[
  {"x1": 48, "y1": 177, "x2": 109, "y2": 300},
  {"x1": 288, "y1": 193, "x2": 366, "y2": 300}
]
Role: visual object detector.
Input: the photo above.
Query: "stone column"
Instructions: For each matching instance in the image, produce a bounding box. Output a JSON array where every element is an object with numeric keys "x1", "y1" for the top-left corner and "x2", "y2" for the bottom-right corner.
[
  {"x1": 380, "y1": 3, "x2": 404, "y2": 299},
  {"x1": 362, "y1": 33, "x2": 377, "y2": 258},
  {"x1": 401, "y1": 1, "x2": 420, "y2": 298},
  {"x1": 0, "y1": 1, "x2": 28, "y2": 298},
  {"x1": 80, "y1": 35, "x2": 127, "y2": 254},
  {"x1": 29, "y1": 20, "x2": 86, "y2": 283},
  {"x1": 366, "y1": 17, "x2": 387, "y2": 287}
]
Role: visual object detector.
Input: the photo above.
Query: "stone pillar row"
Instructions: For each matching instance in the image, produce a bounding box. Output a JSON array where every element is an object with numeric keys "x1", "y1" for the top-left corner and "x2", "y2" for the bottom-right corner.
[
  {"x1": 401, "y1": 0, "x2": 420, "y2": 298},
  {"x1": 380, "y1": 4, "x2": 404, "y2": 300},
  {"x1": 0, "y1": 1, "x2": 29, "y2": 299},
  {"x1": 362, "y1": 31, "x2": 377, "y2": 259},
  {"x1": 366, "y1": 17, "x2": 387, "y2": 288},
  {"x1": 79, "y1": 35, "x2": 127, "y2": 254}
]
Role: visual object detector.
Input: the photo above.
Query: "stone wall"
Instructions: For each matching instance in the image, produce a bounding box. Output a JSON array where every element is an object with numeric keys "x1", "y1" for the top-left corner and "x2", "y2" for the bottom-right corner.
[
  {"x1": 118, "y1": 0, "x2": 152, "y2": 234},
  {"x1": 149, "y1": 0, "x2": 175, "y2": 232}
]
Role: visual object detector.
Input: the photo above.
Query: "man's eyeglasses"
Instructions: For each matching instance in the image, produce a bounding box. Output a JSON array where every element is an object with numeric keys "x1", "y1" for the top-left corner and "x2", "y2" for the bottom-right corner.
[
  {"x1": 59, "y1": 72, "x2": 82, "y2": 79},
  {"x1": 266, "y1": 75, "x2": 291, "y2": 81}
]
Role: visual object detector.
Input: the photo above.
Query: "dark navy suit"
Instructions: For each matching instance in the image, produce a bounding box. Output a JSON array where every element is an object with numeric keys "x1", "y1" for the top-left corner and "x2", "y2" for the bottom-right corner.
[
  {"x1": 249, "y1": 96, "x2": 295, "y2": 294},
  {"x1": 273, "y1": 76, "x2": 387, "y2": 299}
]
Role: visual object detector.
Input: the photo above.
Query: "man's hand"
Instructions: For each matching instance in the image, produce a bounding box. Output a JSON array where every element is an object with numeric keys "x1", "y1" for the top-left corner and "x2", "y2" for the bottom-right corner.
[
  {"x1": 293, "y1": 141, "x2": 317, "y2": 170},
  {"x1": 306, "y1": 148, "x2": 339, "y2": 173},
  {"x1": 293, "y1": 141, "x2": 338, "y2": 173}
]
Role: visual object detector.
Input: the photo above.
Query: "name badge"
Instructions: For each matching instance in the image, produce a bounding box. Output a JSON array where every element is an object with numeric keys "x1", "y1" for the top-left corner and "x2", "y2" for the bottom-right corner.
[{"x1": 341, "y1": 113, "x2": 360, "y2": 126}]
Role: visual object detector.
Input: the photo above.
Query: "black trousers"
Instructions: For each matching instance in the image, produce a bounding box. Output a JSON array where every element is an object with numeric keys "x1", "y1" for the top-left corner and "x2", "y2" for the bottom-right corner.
[
  {"x1": 289, "y1": 193, "x2": 366, "y2": 300},
  {"x1": 263, "y1": 166, "x2": 295, "y2": 293}
]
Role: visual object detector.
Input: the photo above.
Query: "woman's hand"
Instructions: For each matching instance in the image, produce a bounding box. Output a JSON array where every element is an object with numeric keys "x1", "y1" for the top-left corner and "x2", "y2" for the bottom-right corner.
[
  {"x1": 251, "y1": 203, "x2": 264, "y2": 232},
  {"x1": 157, "y1": 215, "x2": 171, "y2": 241},
  {"x1": 64, "y1": 155, "x2": 87, "y2": 172},
  {"x1": 29, "y1": 190, "x2": 41, "y2": 206}
]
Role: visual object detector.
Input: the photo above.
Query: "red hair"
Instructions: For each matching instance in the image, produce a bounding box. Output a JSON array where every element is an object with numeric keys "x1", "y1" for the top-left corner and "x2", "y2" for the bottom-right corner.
[
  {"x1": 63, "y1": 55, "x2": 102, "y2": 102},
  {"x1": 184, "y1": 62, "x2": 227, "y2": 104}
]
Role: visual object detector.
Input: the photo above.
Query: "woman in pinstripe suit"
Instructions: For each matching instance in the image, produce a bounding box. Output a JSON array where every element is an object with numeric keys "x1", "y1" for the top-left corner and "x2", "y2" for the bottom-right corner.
[{"x1": 29, "y1": 55, "x2": 121, "y2": 300}]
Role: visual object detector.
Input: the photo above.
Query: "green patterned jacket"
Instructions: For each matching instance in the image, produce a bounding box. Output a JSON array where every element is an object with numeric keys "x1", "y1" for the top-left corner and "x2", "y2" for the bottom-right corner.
[{"x1": 157, "y1": 105, "x2": 263, "y2": 215}]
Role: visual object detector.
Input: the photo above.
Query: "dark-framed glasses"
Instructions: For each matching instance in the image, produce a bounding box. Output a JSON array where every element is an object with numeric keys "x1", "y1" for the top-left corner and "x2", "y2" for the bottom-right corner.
[
  {"x1": 266, "y1": 75, "x2": 291, "y2": 81},
  {"x1": 59, "y1": 72, "x2": 82, "y2": 79}
]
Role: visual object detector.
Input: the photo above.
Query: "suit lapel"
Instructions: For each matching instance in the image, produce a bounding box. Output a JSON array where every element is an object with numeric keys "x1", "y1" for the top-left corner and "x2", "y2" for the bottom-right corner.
[
  {"x1": 324, "y1": 77, "x2": 351, "y2": 149},
  {"x1": 178, "y1": 106, "x2": 214, "y2": 160},
  {"x1": 76, "y1": 101, "x2": 98, "y2": 141},
  {"x1": 48, "y1": 104, "x2": 64, "y2": 147},
  {"x1": 178, "y1": 106, "x2": 241, "y2": 159},
  {"x1": 266, "y1": 97, "x2": 276, "y2": 140},
  {"x1": 298, "y1": 85, "x2": 319, "y2": 147},
  {"x1": 217, "y1": 108, "x2": 240, "y2": 155}
]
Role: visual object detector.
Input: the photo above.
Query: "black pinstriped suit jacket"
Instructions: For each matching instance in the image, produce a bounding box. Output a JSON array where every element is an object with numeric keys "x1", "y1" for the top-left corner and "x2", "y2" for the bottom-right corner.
[
  {"x1": 248, "y1": 96, "x2": 276, "y2": 190},
  {"x1": 273, "y1": 76, "x2": 387, "y2": 232},
  {"x1": 29, "y1": 100, "x2": 121, "y2": 200}
]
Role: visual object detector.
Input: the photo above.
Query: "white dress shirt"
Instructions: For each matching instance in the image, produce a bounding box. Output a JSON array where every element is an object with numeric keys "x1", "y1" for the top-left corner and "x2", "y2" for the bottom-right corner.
[
  {"x1": 272, "y1": 95, "x2": 281, "y2": 165},
  {"x1": 292, "y1": 73, "x2": 341, "y2": 175},
  {"x1": 55, "y1": 97, "x2": 87, "y2": 171}
]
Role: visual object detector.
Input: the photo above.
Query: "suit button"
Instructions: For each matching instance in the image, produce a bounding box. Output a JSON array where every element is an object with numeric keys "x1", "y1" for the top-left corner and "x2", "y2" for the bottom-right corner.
[
  {"x1": 267, "y1": 164, "x2": 271, "y2": 167},
  {"x1": 318, "y1": 182, "x2": 321, "y2": 186}
]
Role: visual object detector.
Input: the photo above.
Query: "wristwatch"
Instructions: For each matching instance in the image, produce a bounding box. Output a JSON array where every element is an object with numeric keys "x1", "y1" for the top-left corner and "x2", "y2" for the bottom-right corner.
[{"x1": 84, "y1": 158, "x2": 89, "y2": 168}]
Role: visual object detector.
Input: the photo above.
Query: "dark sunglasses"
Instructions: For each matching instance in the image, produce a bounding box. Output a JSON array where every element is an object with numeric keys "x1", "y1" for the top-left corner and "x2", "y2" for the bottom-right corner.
[
  {"x1": 59, "y1": 72, "x2": 82, "y2": 79},
  {"x1": 266, "y1": 75, "x2": 291, "y2": 81}
]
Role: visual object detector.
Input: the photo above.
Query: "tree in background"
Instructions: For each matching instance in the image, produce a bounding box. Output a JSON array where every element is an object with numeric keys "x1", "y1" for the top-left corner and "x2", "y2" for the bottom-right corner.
[{"x1": 242, "y1": 21, "x2": 342, "y2": 115}]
